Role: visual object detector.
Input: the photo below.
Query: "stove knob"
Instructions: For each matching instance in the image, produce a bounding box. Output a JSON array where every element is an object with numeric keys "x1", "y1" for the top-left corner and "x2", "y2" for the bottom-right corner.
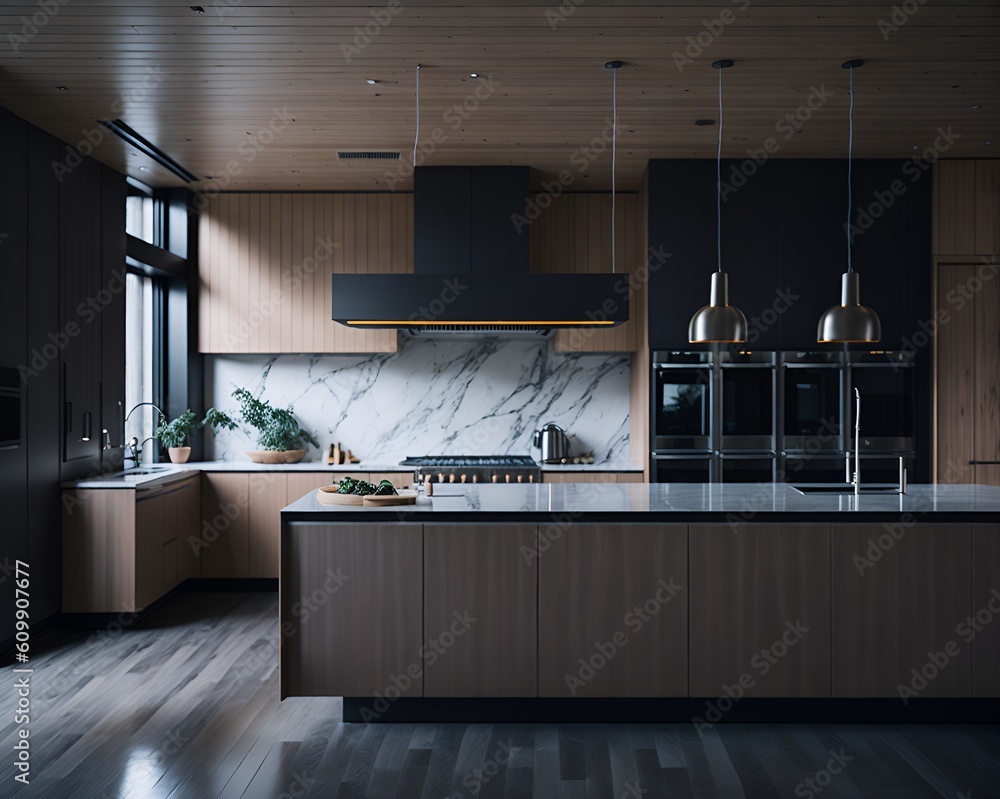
[
  {"x1": 460, "y1": 474, "x2": 467, "y2": 483},
  {"x1": 505, "y1": 474, "x2": 512, "y2": 483},
  {"x1": 492, "y1": 475, "x2": 499, "y2": 483},
  {"x1": 517, "y1": 474, "x2": 524, "y2": 483},
  {"x1": 449, "y1": 473, "x2": 456, "y2": 483},
  {"x1": 472, "y1": 474, "x2": 479, "y2": 483},
  {"x1": 528, "y1": 474, "x2": 535, "y2": 483},
  {"x1": 438, "y1": 473, "x2": 446, "y2": 483}
]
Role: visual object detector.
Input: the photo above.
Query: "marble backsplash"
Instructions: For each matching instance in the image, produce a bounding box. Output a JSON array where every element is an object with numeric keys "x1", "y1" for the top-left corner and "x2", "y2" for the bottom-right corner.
[{"x1": 205, "y1": 339, "x2": 631, "y2": 464}]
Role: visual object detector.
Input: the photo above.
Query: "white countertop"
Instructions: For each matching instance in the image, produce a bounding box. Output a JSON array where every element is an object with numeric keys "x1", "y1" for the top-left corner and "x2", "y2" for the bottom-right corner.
[{"x1": 62, "y1": 458, "x2": 643, "y2": 488}]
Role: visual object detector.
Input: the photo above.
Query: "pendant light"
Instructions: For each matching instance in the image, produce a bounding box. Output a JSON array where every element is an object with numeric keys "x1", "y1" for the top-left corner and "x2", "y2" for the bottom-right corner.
[
  {"x1": 689, "y1": 59, "x2": 747, "y2": 344},
  {"x1": 817, "y1": 60, "x2": 881, "y2": 344},
  {"x1": 606, "y1": 60, "x2": 622, "y2": 273}
]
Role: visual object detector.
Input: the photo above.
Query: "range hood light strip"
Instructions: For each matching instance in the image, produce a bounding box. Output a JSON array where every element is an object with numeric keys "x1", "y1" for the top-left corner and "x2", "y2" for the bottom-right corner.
[{"x1": 346, "y1": 320, "x2": 616, "y2": 326}]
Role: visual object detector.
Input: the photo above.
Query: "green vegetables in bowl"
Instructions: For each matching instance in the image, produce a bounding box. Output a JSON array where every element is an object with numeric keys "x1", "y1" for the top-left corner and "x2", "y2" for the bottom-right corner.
[{"x1": 336, "y1": 477, "x2": 397, "y2": 496}]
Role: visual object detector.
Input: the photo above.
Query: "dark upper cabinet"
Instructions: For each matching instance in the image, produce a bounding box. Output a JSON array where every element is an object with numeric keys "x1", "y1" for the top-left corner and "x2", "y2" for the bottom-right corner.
[
  {"x1": 647, "y1": 158, "x2": 931, "y2": 351},
  {"x1": 647, "y1": 160, "x2": 716, "y2": 349},
  {"x1": 779, "y1": 159, "x2": 848, "y2": 350}
]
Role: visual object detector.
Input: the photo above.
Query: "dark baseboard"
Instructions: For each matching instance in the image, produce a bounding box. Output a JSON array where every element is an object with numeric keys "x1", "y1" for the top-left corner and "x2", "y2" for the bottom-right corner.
[
  {"x1": 186, "y1": 578, "x2": 278, "y2": 592},
  {"x1": 343, "y1": 697, "x2": 1000, "y2": 724}
]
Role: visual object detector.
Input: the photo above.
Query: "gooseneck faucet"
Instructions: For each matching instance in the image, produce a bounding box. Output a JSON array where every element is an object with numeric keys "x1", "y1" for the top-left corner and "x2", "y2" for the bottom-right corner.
[
  {"x1": 121, "y1": 402, "x2": 165, "y2": 468},
  {"x1": 853, "y1": 388, "x2": 861, "y2": 497}
]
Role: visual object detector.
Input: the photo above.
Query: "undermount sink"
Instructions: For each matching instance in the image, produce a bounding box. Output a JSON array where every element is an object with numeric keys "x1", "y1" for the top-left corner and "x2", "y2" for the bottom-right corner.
[
  {"x1": 118, "y1": 466, "x2": 176, "y2": 477},
  {"x1": 788, "y1": 483, "x2": 902, "y2": 495}
]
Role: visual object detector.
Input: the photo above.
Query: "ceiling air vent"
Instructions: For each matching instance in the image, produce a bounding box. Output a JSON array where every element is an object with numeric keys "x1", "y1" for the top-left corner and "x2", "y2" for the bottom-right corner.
[{"x1": 337, "y1": 151, "x2": 401, "y2": 162}]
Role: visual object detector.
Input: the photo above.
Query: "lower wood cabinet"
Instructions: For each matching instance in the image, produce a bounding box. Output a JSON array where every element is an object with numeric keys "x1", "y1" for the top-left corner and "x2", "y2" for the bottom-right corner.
[
  {"x1": 423, "y1": 525, "x2": 537, "y2": 697},
  {"x1": 538, "y1": 524, "x2": 688, "y2": 697},
  {"x1": 63, "y1": 474, "x2": 201, "y2": 613},
  {"x1": 200, "y1": 473, "x2": 249, "y2": 578},
  {"x1": 248, "y1": 473, "x2": 287, "y2": 578},
  {"x1": 689, "y1": 524, "x2": 831, "y2": 698},
  {"x1": 831, "y1": 523, "x2": 972, "y2": 698},
  {"x1": 280, "y1": 523, "x2": 423, "y2": 699}
]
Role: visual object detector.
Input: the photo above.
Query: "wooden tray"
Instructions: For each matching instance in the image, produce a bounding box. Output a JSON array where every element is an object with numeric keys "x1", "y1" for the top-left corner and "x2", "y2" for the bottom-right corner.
[
  {"x1": 362, "y1": 490, "x2": 417, "y2": 507},
  {"x1": 315, "y1": 487, "x2": 417, "y2": 507},
  {"x1": 315, "y1": 487, "x2": 363, "y2": 505}
]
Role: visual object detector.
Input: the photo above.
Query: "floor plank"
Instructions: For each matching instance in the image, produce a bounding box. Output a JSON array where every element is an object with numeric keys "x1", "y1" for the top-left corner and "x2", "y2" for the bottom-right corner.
[{"x1": 1, "y1": 592, "x2": 997, "y2": 799}]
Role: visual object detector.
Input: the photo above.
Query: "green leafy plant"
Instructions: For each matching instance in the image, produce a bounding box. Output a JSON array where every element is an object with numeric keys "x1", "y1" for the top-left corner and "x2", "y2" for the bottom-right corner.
[
  {"x1": 219, "y1": 387, "x2": 319, "y2": 452},
  {"x1": 202, "y1": 406, "x2": 239, "y2": 436},
  {"x1": 155, "y1": 410, "x2": 198, "y2": 449}
]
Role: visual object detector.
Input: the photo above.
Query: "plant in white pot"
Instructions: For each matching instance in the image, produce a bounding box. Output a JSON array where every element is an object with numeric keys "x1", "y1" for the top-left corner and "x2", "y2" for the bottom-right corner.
[
  {"x1": 155, "y1": 409, "x2": 199, "y2": 464},
  {"x1": 207, "y1": 388, "x2": 319, "y2": 464}
]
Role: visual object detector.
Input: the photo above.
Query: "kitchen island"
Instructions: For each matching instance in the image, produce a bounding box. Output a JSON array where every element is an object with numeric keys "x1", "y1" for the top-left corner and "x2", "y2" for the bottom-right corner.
[{"x1": 279, "y1": 483, "x2": 1000, "y2": 721}]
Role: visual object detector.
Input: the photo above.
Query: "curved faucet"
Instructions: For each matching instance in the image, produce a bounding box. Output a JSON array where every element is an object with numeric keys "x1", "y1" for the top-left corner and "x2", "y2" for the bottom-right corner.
[{"x1": 122, "y1": 402, "x2": 165, "y2": 467}]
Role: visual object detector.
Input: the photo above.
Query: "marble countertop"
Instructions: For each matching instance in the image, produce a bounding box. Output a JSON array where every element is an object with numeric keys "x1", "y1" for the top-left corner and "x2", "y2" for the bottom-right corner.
[
  {"x1": 281, "y1": 483, "x2": 1000, "y2": 523},
  {"x1": 63, "y1": 459, "x2": 642, "y2": 488}
]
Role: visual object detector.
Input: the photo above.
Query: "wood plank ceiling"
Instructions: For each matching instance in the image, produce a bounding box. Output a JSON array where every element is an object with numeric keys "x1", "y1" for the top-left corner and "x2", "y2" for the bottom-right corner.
[{"x1": 0, "y1": 1, "x2": 997, "y2": 191}]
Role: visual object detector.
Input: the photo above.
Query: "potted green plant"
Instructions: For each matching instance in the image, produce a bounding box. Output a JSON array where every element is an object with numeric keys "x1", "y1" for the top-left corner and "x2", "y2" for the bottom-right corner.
[
  {"x1": 209, "y1": 388, "x2": 319, "y2": 464},
  {"x1": 155, "y1": 409, "x2": 199, "y2": 464}
]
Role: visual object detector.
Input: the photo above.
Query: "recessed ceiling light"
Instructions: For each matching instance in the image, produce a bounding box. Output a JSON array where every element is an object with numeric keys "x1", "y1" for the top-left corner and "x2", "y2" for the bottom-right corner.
[
  {"x1": 366, "y1": 79, "x2": 377, "y2": 85},
  {"x1": 470, "y1": 73, "x2": 479, "y2": 78},
  {"x1": 912, "y1": 145, "x2": 920, "y2": 150},
  {"x1": 986, "y1": 140, "x2": 993, "y2": 146},
  {"x1": 138, "y1": 166, "x2": 149, "y2": 172},
  {"x1": 56, "y1": 86, "x2": 68, "y2": 91},
  {"x1": 971, "y1": 104, "x2": 983, "y2": 109}
]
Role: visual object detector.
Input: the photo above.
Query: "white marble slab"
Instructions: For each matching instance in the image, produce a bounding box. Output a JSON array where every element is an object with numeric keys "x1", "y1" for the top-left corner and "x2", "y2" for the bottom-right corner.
[{"x1": 205, "y1": 339, "x2": 630, "y2": 464}]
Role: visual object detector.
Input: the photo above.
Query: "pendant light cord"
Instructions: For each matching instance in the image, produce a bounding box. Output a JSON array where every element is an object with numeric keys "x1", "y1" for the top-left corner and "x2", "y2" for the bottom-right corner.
[
  {"x1": 412, "y1": 64, "x2": 421, "y2": 168},
  {"x1": 611, "y1": 65, "x2": 618, "y2": 273},
  {"x1": 716, "y1": 64, "x2": 723, "y2": 273},
  {"x1": 846, "y1": 64, "x2": 854, "y2": 273}
]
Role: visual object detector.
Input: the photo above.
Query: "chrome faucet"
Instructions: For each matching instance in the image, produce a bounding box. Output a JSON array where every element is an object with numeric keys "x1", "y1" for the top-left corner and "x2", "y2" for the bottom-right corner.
[
  {"x1": 125, "y1": 436, "x2": 158, "y2": 468},
  {"x1": 852, "y1": 388, "x2": 861, "y2": 497},
  {"x1": 121, "y1": 402, "x2": 165, "y2": 468}
]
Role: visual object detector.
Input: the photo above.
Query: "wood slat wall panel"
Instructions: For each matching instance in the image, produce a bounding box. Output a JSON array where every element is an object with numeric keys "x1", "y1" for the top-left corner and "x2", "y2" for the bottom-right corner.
[
  {"x1": 975, "y1": 261, "x2": 1000, "y2": 465},
  {"x1": 934, "y1": 262, "x2": 976, "y2": 484},
  {"x1": 198, "y1": 192, "x2": 410, "y2": 353},
  {"x1": 975, "y1": 160, "x2": 1000, "y2": 255},
  {"x1": 933, "y1": 161, "x2": 978, "y2": 255},
  {"x1": 532, "y1": 192, "x2": 640, "y2": 352}
]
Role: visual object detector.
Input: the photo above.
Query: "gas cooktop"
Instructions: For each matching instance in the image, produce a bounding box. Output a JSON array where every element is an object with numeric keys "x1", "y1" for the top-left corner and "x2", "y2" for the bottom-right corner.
[{"x1": 400, "y1": 455, "x2": 540, "y2": 484}]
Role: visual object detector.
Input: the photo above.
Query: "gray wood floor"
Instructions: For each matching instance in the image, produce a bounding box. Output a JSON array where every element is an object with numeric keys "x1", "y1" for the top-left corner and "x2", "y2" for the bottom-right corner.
[{"x1": 1, "y1": 592, "x2": 998, "y2": 798}]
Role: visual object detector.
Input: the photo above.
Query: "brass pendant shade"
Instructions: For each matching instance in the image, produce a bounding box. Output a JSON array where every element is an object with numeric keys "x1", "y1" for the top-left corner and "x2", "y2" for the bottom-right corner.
[
  {"x1": 817, "y1": 271, "x2": 881, "y2": 343},
  {"x1": 688, "y1": 272, "x2": 748, "y2": 343}
]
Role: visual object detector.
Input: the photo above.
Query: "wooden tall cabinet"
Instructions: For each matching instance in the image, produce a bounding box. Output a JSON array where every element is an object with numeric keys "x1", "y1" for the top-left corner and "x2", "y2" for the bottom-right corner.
[{"x1": 933, "y1": 160, "x2": 1000, "y2": 485}]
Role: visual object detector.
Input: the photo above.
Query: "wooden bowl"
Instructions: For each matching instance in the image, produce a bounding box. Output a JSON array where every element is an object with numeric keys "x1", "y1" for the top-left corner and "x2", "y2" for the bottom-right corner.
[
  {"x1": 245, "y1": 449, "x2": 306, "y2": 464},
  {"x1": 316, "y1": 486, "x2": 364, "y2": 505}
]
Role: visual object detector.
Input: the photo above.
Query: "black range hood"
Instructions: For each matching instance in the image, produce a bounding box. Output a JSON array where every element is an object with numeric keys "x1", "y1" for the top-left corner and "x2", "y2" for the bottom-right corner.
[{"x1": 331, "y1": 166, "x2": 628, "y2": 334}]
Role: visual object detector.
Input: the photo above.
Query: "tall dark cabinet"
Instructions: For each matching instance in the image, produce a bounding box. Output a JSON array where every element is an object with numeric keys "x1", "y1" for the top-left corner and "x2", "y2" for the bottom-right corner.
[{"x1": 0, "y1": 107, "x2": 127, "y2": 642}]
